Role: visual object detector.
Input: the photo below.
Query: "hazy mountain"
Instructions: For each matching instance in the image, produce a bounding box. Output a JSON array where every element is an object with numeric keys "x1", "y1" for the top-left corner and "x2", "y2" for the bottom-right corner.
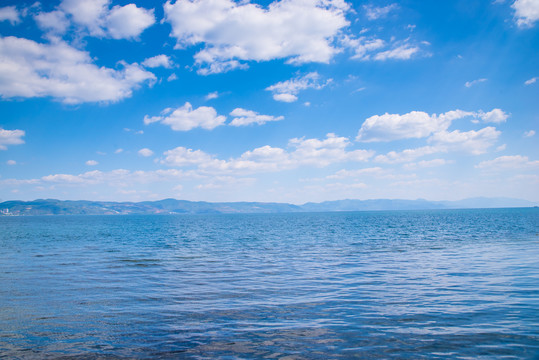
[
  {"x1": 301, "y1": 199, "x2": 447, "y2": 212},
  {"x1": 438, "y1": 197, "x2": 537, "y2": 209},
  {"x1": 0, "y1": 197, "x2": 536, "y2": 216},
  {"x1": 0, "y1": 198, "x2": 302, "y2": 216}
]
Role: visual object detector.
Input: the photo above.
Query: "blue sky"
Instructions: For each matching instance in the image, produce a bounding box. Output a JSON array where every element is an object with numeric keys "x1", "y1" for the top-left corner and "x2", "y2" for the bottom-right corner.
[{"x1": 0, "y1": 0, "x2": 537, "y2": 203}]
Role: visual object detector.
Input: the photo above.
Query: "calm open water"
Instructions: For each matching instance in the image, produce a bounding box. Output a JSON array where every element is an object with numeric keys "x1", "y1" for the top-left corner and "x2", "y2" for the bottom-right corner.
[{"x1": 0, "y1": 208, "x2": 538, "y2": 359}]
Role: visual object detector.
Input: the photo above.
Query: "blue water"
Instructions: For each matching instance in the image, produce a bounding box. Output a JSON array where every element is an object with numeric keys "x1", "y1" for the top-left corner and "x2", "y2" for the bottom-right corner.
[{"x1": 0, "y1": 208, "x2": 538, "y2": 359}]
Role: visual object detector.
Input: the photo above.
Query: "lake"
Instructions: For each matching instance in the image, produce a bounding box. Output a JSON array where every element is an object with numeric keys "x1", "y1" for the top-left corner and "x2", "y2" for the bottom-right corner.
[{"x1": 1, "y1": 208, "x2": 538, "y2": 359}]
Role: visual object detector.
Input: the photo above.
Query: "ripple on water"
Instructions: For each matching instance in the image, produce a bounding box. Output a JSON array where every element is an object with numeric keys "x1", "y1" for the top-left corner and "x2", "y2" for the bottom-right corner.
[{"x1": 0, "y1": 208, "x2": 538, "y2": 359}]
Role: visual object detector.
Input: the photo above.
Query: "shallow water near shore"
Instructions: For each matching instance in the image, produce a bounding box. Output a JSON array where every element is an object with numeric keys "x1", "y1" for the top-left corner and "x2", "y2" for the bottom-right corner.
[{"x1": 1, "y1": 208, "x2": 538, "y2": 359}]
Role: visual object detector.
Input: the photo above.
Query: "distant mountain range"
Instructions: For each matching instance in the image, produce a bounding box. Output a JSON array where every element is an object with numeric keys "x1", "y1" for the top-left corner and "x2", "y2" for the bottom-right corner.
[{"x1": 0, "y1": 197, "x2": 536, "y2": 216}]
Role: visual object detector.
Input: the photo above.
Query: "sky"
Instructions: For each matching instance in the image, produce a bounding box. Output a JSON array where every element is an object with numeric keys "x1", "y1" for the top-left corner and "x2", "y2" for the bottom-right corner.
[{"x1": 0, "y1": 0, "x2": 538, "y2": 204}]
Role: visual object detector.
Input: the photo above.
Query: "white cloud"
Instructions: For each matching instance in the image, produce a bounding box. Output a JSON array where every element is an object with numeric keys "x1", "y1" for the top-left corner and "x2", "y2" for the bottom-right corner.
[
  {"x1": 144, "y1": 102, "x2": 226, "y2": 131},
  {"x1": 37, "y1": 0, "x2": 154, "y2": 39},
  {"x1": 342, "y1": 35, "x2": 426, "y2": 61},
  {"x1": 326, "y1": 182, "x2": 368, "y2": 190},
  {"x1": 86, "y1": 160, "x2": 98, "y2": 166},
  {"x1": 0, "y1": 6, "x2": 21, "y2": 24},
  {"x1": 375, "y1": 145, "x2": 440, "y2": 163},
  {"x1": 59, "y1": 0, "x2": 108, "y2": 36},
  {"x1": 0, "y1": 128, "x2": 25, "y2": 150},
  {"x1": 344, "y1": 36, "x2": 385, "y2": 59},
  {"x1": 266, "y1": 72, "x2": 331, "y2": 102},
  {"x1": 161, "y1": 133, "x2": 373, "y2": 174},
  {"x1": 465, "y1": 78, "x2": 487, "y2": 87},
  {"x1": 106, "y1": 4, "x2": 155, "y2": 39},
  {"x1": 0, "y1": 36, "x2": 155, "y2": 104},
  {"x1": 167, "y1": 73, "x2": 178, "y2": 82},
  {"x1": 7, "y1": 160, "x2": 16, "y2": 165},
  {"x1": 524, "y1": 130, "x2": 536, "y2": 137},
  {"x1": 164, "y1": 0, "x2": 349, "y2": 74},
  {"x1": 35, "y1": 10, "x2": 70, "y2": 34},
  {"x1": 272, "y1": 93, "x2": 298, "y2": 102},
  {"x1": 524, "y1": 76, "x2": 537, "y2": 85},
  {"x1": 142, "y1": 55, "x2": 173, "y2": 68},
  {"x1": 327, "y1": 167, "x2": 387, "y2": 179},
  {"x1": 476, "y1": 155, "x2": 539, "y2": 170},
  {"x1": 357, "y1": 110, "x2": 474, "y2": 142},
  {"x1": 138, "y1": 148, "x2": 154, "y2": 157},
  {"x1": 477, "y1": 108, "x2": 509, "y2": 123},
  {"x1": 512, "y1": 0, "x2": 539, "y2": 27},
  {"x1": 31, "y1": 169, "x2": 196, "y2": 188},
  {"x1": 428, "y1": 127, "x2": 501, "y2": 155},
  {"x1": 357, "y1": 109, "x2": 506, "y2": 142},
  {"x1": 115, "y1": 148, "x2": 124, "y2": 154},
  {"x1": 364, "y1": 4, "x2": 398, "y2": 20},
  {"x1": 288, "y1": 133, "x2": 374, "y2": 166},
  {"x1": 373, "y1": 43, "x2": 420, "y2": 60},
  {"x1": 229, "y1": 108, "x2": 284, "y2": 126},
  {"x1": 403, "y1": 158, "x2": 450, "y2": 170},
  {"x1": 161, "y1": 147, "x2": 214, "y2": 167},
  {"x1": 205, "y1": 91, "x2": 219, "y2": 100}
]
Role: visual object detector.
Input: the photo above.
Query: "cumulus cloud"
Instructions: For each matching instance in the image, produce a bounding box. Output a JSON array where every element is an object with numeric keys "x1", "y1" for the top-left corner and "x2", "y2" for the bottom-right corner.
[
  {"x1": 142, "y1": 55, "x2": 173, "y2": 68},
  {"x1": 35, "y1": 10, "x2": 70, "y2": 34},
  {"x1": 229, "y1": 108, "x2": 284, "y2": 126},
  {"x1": 357, "y1": 109, "x2": 506, "y2": 142},
  {"x1": 364, "y1": 4, "x2": 398, "y2": 20},
  {"x1": 86, "y1": 160, "x2": 98, "y2": 166},
  {"x1": 512, "y1": 0, "x2": 539, "y2": 27},
  {"x1": 59, "y1": 0, "x2": 108, "y2": 35},
  {"x1": 476, "y1": 155, "x2": 539, "y2": 170},
  {"x1": 0, "y1": 128, "x2": 25, "y2": 150},
  {"x1": 164, "y1": 0, "x2": 349, "y2": 74},
  {"x1": 465, "y1": 78, "x2": 487, "y2": 87},
  {"x1": 167, "y1": 73, "x2": 178, "y2": 82},
  {"x1": 272, "y1": 93, "x2": 298, "y2": 103},
  {"x1": 7, "y1": 160, "x2": 16, "y2": 165},
  {"x1": 106, "y1": 4, "x2": 155, "y2": 39},
  {"x1": 161, "y1": 147, "x2": 214, "y2": 167},
  {"x1": 144, "y1": 102, "x2": 226, "y2": 131},
  {"x1": 0, "y1": 6, "x2": 21, "y2": 24},
  {"x1": 524, "y1": 130, "x2": 535, "y2": 137},
  {"x1": 138, "y1": 148, "x2": 154, "y2": 157},
  {"x1": 0, "y1": 36, "x2": 155, "y2": 104},
  {"x1": 36, "y1": 0, "x2": 154, "y2": 39},
  {"x1": 428, "y1": 127, "x2": 501, "y2": 155},
  {"x1": 266, "y1": 72, "x2": 331, "y2": 102},
  {"x1": 161, "y1": 133, "x2": 373, "y2": 174},
  {"x1": 476, "y1": 108, "x2": 509, "y2": 123},
  {"x1": 357, "y1": 110, "x2": 475, "y2": 142},
  {"x1": 288, "y1": 133, "x2": 374, "y2": 166}
]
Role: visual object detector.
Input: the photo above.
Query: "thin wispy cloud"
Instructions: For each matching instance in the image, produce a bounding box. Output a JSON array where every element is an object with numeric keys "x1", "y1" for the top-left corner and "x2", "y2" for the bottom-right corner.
[
  {"x1": 465, "y1": 78, "x2": 487, "y2": 88},
  {"x1": 524, "y1": 77, "x2": 537, "y2": 85}
]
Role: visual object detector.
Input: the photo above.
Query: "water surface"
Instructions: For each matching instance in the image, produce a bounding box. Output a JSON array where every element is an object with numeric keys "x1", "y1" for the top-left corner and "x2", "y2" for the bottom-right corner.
[{"x1": 1, "y1": 208, "x2": 538, "y2": 359}]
